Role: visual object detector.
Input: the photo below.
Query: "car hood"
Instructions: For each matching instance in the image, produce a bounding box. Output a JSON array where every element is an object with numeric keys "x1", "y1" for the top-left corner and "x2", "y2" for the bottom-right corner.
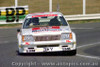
[{"x1": 22, "y1": 26, "x2": 71, "y2": 36}]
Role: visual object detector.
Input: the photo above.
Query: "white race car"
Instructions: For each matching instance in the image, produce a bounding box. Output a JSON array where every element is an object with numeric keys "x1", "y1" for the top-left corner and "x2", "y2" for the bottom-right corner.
[{"x1": 17, "y1": 12, "x2": 77, "y2": 55}]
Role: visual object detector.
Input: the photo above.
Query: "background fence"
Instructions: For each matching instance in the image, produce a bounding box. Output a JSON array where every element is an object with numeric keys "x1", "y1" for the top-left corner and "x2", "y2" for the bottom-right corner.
[{"x1": 0, "y1": 0, "x2": 100, "y2": 15}]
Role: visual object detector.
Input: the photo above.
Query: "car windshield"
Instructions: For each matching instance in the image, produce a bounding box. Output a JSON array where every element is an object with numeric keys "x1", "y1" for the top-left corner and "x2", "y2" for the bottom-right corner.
[{"x1": 23, "y1": 15, "x2": 68, "y2": 28}]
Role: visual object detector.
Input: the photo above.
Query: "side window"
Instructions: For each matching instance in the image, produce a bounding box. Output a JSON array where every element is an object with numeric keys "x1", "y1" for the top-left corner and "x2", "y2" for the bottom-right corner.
[
  {"x1": 60, "y1": 17, "x2": 68, "y2": 26},
  {"x1": 23, "y1": 18, "x2": 31, "y2": 28}
]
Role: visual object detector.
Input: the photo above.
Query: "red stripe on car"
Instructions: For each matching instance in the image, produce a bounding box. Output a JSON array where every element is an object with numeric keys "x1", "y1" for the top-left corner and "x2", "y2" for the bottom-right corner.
[
  {"x1": 52, "y1": 26, "x2": 60, "y2": 29},
  {"x1": 25, "y1": 42, "x2": 30, "y2": 45},
  {"x1": 66, "y1": 40, "x2": 71, "y2": 43},
  {"x1": 32, "y1": 14, "x2": 58, "y2": 18},
  {"x1": 32, "y1": 27, "x2": 40, "y2": 30}
]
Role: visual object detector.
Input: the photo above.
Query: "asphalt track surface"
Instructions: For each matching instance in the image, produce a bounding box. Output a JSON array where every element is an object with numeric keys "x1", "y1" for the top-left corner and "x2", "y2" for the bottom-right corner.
[{"x1": 0, "y1": 22, "x2": 100, "y2": 67}]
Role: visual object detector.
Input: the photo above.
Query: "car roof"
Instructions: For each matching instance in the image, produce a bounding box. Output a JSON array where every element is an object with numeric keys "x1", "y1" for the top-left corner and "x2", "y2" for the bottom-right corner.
[{"x1": 26, "y1": 12, "x2": 63, "y2": 18}]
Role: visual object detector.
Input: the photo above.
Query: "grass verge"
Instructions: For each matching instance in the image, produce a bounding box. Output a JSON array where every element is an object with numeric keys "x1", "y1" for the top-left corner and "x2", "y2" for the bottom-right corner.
[
  {"x1": 0, "y1": 0, "x2": 100, "y2": 15},
  {"x1": 0, "y1": 23, "x2": 22, "y2": 28}
]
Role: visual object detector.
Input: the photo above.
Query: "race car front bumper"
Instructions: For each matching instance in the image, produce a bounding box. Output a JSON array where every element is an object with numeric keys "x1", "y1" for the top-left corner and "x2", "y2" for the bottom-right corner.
[{"x1": 18, "y1": 40, "x2": 76, "y2": 53}]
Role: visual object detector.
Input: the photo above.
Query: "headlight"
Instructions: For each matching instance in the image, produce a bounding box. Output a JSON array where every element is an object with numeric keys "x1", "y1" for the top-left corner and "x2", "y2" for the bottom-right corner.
[
  {"x1": 22, "y1": 35, "x2": 34, "y2": 42},
  {"x1": 61, "y1": 33, "x2": 72, "y2": 40}
]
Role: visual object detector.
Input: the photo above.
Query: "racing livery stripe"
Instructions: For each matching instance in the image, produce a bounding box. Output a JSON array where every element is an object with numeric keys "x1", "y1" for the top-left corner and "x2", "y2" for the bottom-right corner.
[
  {"x1": 32, "y1": 26, "x2": 61, "y2": 32},
  {"x1": 32, "y1": 26, "x2": 60, "y2": 30},
  {"x1": 66, "y1": 40, "x2": 71, "y2": 43},
  {"x1": 52, "y1": 26, "x2": 60, "y2": 29},
  {"x1": 25, "y1": 42, "x2": 30, "y2": 45},
  {"x1": 32, "y1": 27, "x2": 40, "y2": 30},
  {"x1": 32, "y1": 14, "x2": 58, "y2": 18}
]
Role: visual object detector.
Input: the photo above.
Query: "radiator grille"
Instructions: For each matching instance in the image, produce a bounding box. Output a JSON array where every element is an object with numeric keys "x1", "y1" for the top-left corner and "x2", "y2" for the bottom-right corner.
[{"x1": 34, "y1": 35, "x2": 61, "y2": 41}]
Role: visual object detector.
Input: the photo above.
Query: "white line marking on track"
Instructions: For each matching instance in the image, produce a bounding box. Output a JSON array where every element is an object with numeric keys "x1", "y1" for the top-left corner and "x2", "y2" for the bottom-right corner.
[
  {"x1": 0, "y1": 41, "x2": 16, "y2": 44},
  {"x1": 77, "y1": 42, "x2": 100, "y2": 48},
  {"x1": 0, "y1": 41, "x2": 10, "y2": 44},
  {"x1": 71, "y1": 28, "x2": 93, "y2": 29},
  {"x1": 77, "y1": 54, "x2": 100, "y2": 60},
  {"x1": 77, "y1": 42, "x2": 100, "y2": 60}
]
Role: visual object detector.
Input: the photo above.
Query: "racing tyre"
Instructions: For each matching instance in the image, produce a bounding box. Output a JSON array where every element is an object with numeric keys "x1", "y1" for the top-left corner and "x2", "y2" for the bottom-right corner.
[
  {"x1": 18, "y1": 51, "x2": 25, "y2": 55},
  {"x1": 63, "y1": 49, "x2": 77, "y2": 56},
  {"x1": 67, "y1": 49, "x2": 77, "y2": 56}
]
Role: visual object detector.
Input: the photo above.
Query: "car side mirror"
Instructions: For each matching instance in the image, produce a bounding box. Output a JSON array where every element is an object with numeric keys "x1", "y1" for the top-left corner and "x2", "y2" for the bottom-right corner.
[{"x1": 17, "y1": 29, "x2": 20, "y2": 33}]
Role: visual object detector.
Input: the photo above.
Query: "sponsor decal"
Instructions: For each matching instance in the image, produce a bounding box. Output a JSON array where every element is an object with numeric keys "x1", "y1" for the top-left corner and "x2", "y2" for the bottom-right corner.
[
  {"x1": 32, "y1": 14, "x2": 58, "y2": 18},
  {"x1": 25, "y1": 42, "x2": 30, "y2": 45},
  {"x1": 32, "y1": 26, "x2": 62, "y2": 32},
  {"x1": 66, "y1": 40, "x2": 71, "y2": 43},
  {"x1": 0, "y1": 6, "x2": 28, "y2": 23},
  {"x1": 32, "y1": 27, "x2": 40, "y2": 30},
  {"x1": 43, "y1": 47, "x2": 53, "y2": 52},
  {"x1": 51, "y1": 26, "x2": 60, "y2": 29}
]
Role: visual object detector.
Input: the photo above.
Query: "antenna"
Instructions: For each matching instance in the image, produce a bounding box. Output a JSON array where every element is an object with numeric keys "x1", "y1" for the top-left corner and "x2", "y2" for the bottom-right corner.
[{"x1": 57, "y1": 3, "x2": 60, "y2": 12}]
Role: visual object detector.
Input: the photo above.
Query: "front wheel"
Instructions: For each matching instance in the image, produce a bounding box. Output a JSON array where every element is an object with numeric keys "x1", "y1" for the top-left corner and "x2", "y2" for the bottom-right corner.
[
  {"x1": 63, "y1": 49, "x2": 77, "y2": 56},
  {"x1": 67, "y1": 49, "x2": 77, "y2": 56},
  {"x1": 17, "y1": 50, "x2": 25, "y2": 55}
]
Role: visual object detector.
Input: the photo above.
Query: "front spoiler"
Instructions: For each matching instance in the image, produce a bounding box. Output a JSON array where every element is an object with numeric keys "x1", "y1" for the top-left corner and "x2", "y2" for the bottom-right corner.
[
  {"x1": 19, "y1": 40, "x2": 76, "y2": 53},
  {"x1": 19, "y1": 46, "x2": 76, "y2": 53}
]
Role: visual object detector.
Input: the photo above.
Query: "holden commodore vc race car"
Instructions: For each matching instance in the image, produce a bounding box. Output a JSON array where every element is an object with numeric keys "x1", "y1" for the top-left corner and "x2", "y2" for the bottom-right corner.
[{"x1": 17, "y1": 12, "x2": 77, "y2": 55}]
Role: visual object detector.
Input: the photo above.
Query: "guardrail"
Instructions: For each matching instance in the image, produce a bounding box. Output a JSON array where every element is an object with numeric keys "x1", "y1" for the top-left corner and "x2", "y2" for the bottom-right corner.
[
  {"x1": 64, "y1": 14, "x2": 100, "y2": 21},
  {"x1": 0, "y1": 13, "x2": 100, "y2": 24}
]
